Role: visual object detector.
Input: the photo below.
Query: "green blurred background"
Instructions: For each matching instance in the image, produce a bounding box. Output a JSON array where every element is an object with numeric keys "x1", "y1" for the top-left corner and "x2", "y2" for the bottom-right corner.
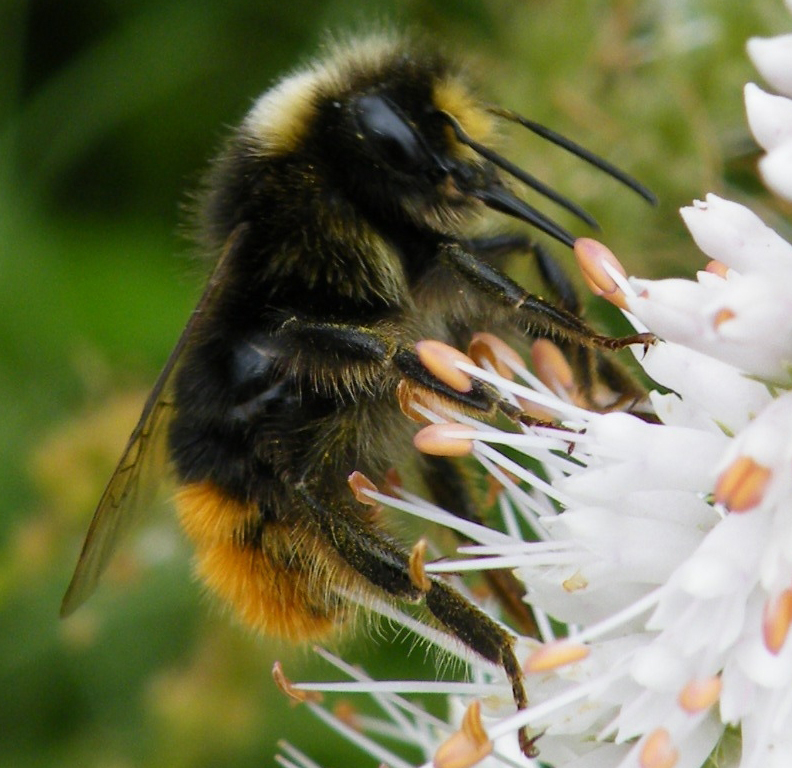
[{"x1": 2, "y1": 1, "x2": 790, "y2": 766}]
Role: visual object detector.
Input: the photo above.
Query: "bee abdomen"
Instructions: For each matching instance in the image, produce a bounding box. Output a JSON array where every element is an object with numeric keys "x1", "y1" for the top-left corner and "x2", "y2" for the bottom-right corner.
[{"x1": 175, "y1": 481, "x2": 358, "y2": 642}]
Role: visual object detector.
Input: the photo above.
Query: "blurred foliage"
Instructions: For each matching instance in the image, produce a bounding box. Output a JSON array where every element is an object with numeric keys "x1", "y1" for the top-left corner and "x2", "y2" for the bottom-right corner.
[{"x1": 1, "y1": 0, "x2": 790, "y2": 766}]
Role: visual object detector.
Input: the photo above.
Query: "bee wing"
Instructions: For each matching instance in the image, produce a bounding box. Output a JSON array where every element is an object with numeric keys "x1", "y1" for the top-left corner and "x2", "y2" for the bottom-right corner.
[
  {"x1": 60, "y1": 225, "x2": 246, "y2": 618},
  {"x1": 59, "y1": 356, "x2": 180, "y2": 617}
]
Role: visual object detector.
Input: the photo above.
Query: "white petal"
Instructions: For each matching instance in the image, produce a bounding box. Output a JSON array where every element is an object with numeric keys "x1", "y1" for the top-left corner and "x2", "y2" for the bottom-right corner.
[
  {"x1": 671, "y1": 552, "x2": 744, "y2": 599},
  {"x1": 639, "y1": 341, "x2": 771, "y2": 433},
  {"x1": 559, "y1": 744, "x2": 630, "y2": 768},
  {"x1": 673, "y1": 717, "x2": 726, "y2": 768},
  {"x1": 748, "y1": 34, "x2": 792, "y2": 98},
  {"x1": 612, "y1": 489, "x2": 716, "y2": 529},
  {"x1": 744, "y1": 83, "x2": 792, "y2": 150},
  {"x1": 628, "y1": 284, "x2": 709, "y2": 341},
  {"x1": 611, "y1": 689, "x2": 675, "y2": 742},
  {"x1": 679, "y1": 194, "x2": 792, "y2": 273},
  {"x1": 735, "y1": 634, "x2": 792, "y2": 689},
  {"x1": 699, "y1": 275, "x2": 792, "y2": 378},
  {"x1": 549, "y1": 503, "x2": 706, "y2": 585},
  {"x1": 720, "y1": 659, "x2": 757, "y2": 722},
  {"x1": 723, "y1": 390, "x2": 792, "y2": 469},
  {"x1": 649, "y1": 391, "x2": 719, "y2": 431},
  {"x1": 693, "y1": 508, "x2": 771, "y2": 578},
  {"x1": 760, "y1": 142, "x2": 792, "y2": 201},
  {"x1": 631, "y1": 270, "x2": 792, "y2": 381},
  {"x1": 562, "y1": 413, "x2": 727, "y2": 494},
  {"x1": 520, "y1": 556, "x2": 652, "y2": 626},
  {"x1": 742, "y1": 714, "x2": 792, "y2": 768},
  {"x1": 630, "y1": 643, "x2": 688, "y2": 690}
]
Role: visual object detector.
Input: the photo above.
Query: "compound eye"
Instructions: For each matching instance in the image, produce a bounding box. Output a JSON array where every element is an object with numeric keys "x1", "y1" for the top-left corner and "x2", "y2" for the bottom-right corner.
[{"x1": 354, "y1": 94, "x2": 429, "y2": 173}]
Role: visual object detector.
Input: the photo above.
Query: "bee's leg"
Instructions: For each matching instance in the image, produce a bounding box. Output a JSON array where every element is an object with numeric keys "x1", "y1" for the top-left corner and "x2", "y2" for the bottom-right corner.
[
  {"x1": 421, "y1": 455, "x2": 538, "y2": 636},
  {"x1": 440, "y1": 241, "x2": 653, "y2": 353},
  {"x1": 527, "y1": 241, "x2": 648, "y2": 408},
  {"x1": 271, "y1": 320, "x2": 547, "y2": 426},
  {"x1": 390, "y1": 346, "x2": 543, "y2": 426},
  {"x1": 465, "y1": 235, "x2": 580, "y2": 314},
  {"x1": 465, "y1": 234, "x2": 606, "y2": 395},
  {"x1": 493, "y1": 238, "x2": 645, "y2": 408},
  {"x1": 295, "y1": 484, "x2": 538, "y2": 758},
  {"x1": 590, "y1": 349, "x2": 648, "y2": 410},
  {"x1": 450, "y1": 239, "x2": 649, "y2": 408}
]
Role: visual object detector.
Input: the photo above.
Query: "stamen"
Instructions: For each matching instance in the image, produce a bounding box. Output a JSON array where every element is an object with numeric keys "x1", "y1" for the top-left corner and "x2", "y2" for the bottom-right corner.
[
  {"x1": 397, "y1": 379, "x2": 444, "y2": 423},
  {"x1": 383, "y1": 467, "x2": 403, "y2": 495},
  {"x1": 705, "y1": 259, "x2": 730, "y2": 278},
  {"x1": 348, "y1": 471, "x2": 380, "y2": 506},
  {"x1": 678, "y1": 676, "x2": 722, "y2": 712},
  {"x1": 273, "y1": 662, "x2": 323, "y2": 704},
  {"x1": 476, "y1": 451, "x2": 563, "y2": 530},
  {"x1": 293, "y1": 679, "x2": 504, "y2": 696},
  {"x1": 277, "y1": 741, "x2": 324, "y2": 768},
  {"x1": 310, "y1": 649, "x2": 446, "y2": 736},
  {"x1": 416, "y1": 340, "x2": 475, "y2": 393},
  {"x1": 524, "y1": 641, "x2": 589, "y2": 673},
  {"x1": 433, "y1": 701, "x2": 493, "y2": 768},
  {"x1": 414, "y1": 423, "x2": 475, "y2": 457},
  {"x1": 531, "y1": 339, "x2": 576, "y2": 395},
  {"x1": 474, "y1": 442, "x2": 577, "y2": 508},
  {"x1": 333, "y1": 701, "x2": 361, "y2": 730},
  {"x1": 574, "y1": 237, "x2": 630, "y2": 310},
  {"x1": 562, "y1": 571, "x2": 589, "y2": 592},
  {"x1": 275, "y1": 753, "x2": 300, "y2": 768},
  {"x1": 712, "y1": 307, "x2": 736, "y2": 329},
  {"x1": 763, "y1": 589, "x2": 792, "y2": 654},
  {"x1": 362, "y1": 487, "x2": 514, "y2": 545},
  {"x1": 713, "y1": 455, "x2": 772, "y2": 512},
  {"x1": 426, "y1": 551, "x2": 579, "y2": 573},
  {"x1": 306, "y1": 700, "x2": 414, "y2": 768},
  {"x1": 409, "y1": 538, "x2": 432, "y2": 592},
  {"x1": 456, "y1": 360, "x2": 593, "y2": 423},
  {"x1": 639, "y1": 728, "x2": 679, "y2": 768},
  {"x1": 467, "y1": 332, "x2": 525, "y2": 380}
]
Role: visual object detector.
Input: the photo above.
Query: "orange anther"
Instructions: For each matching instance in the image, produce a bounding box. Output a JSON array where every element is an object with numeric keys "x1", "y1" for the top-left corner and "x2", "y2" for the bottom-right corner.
[
  {"x1": 416, "y1": 340, "x2": 475, "y2": 393},
  {"x1": 433, "y1": 701, "x2": 492, "y2": 768},
  {"x1": 524, "y1": 641, "x2": 589, "y2": 673},
  {"x1": 468, "y1": 333, "x2": 525, "y2": 379},
  {"x1": 639, "y1": 728, "x2": 678, "y2": 768},
  {"x1": 714, "y1": 456, "x2": 771, "y2": 512},
  {"x1": 413, "y1": 423, "x2": 475, "y2": 457},
  {"x1": 574, "y1": 237, "x2": 629, "y2": 310}
]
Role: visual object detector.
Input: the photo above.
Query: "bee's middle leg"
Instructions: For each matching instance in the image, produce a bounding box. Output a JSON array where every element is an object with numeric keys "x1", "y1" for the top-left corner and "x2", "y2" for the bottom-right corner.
[
  {"x1": 421, "y1": 455, "x2": 538, "y2": 637},
  {"x1": 272, "y1": 318, "x2": 544, "y2": 425}
]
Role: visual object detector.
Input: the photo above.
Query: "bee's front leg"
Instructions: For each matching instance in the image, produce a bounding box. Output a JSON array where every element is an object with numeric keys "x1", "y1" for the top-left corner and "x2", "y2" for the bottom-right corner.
[{"x1": 440, "y1": 242, "x2": 654, "y2": 352}]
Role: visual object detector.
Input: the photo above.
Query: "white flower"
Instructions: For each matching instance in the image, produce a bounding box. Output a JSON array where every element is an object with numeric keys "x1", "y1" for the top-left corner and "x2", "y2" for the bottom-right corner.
[
  {"x1": 629, "y1": 196, "x2": 792, "y2": 382},
  {"x1": 747, "y1": 14, "x2": 792, "y2": 202},
  {"x1": 280, "y1": 4, "x2": 792, "y2": 768}
]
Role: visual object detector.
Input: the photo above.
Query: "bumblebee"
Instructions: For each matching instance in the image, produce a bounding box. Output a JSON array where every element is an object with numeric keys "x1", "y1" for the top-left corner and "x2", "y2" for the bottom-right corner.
[{"x1": 61, "y1": 33, "x2": 653, "y2": 757}]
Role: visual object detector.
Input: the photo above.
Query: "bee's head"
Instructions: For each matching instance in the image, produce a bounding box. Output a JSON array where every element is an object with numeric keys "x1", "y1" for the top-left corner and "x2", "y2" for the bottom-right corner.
[
  {"x1": 305, "y1": 37, "x2": 573, "y2": 241},
  {"x1": 322, "y1": 73, "x2": 511, "y2": 237},
  {"x1": 237, "y1": 35, "x2": 653, "y2": 249}
]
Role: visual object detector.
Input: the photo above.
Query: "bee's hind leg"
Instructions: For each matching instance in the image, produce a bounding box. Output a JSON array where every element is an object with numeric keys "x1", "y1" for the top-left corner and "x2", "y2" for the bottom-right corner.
[{"x1": 295, "y1": 483, "x2": 538, "y2": 758}]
